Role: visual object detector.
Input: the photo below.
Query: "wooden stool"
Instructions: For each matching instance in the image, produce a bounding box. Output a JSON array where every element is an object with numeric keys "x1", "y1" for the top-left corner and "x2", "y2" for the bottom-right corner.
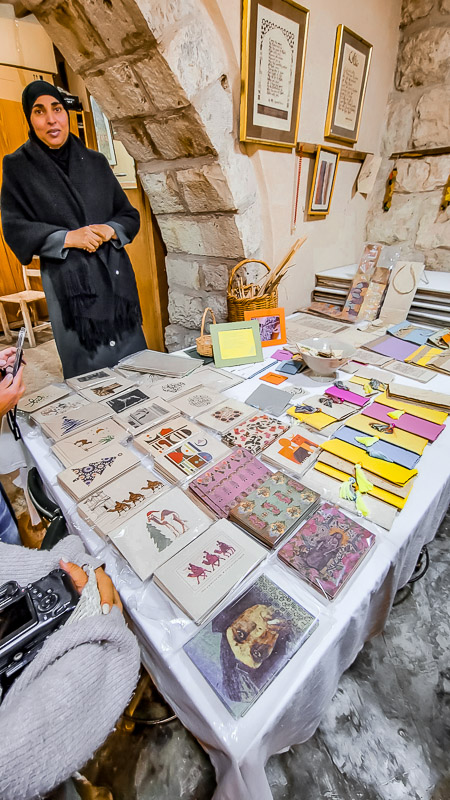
[{"x1": 0, "y1": 260, "x2": 51, "y2": 347}]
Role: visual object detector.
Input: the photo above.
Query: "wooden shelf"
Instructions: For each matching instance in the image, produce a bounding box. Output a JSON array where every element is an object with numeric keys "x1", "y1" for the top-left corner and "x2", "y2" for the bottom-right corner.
[
  {"x1": 296, "y1": 141, "x2": 370, "y2": 162},
  {"x1": 390, "y1": 146, "x2": 450, "y2": 159}
]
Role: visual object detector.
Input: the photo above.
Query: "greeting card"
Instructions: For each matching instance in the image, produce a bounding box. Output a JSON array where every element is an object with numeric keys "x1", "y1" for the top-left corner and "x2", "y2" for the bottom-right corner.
[
  {"x1": 172, "y1": 387, "x2": 227, "y2": 418},
  {"x1": 154, "y1": 433, "x2": 230, "y2": 482},
  {"x1": 18, "y1": 384, "x2": 70, "y2": 414},
  {"x1": 52, "y1": 418, "x2": 126, "y2": 467},
  {"x1": 57, "y1": 442, "x2": 139, "y2": 501},
  {"x1": 261, "y1": 427, "x2": 320, "y2": 478},
  {"x1": 133, "y1": 416, "x2": 203, "y2": 457},
  {"x1": 195, "y1": 399, "x2": 254, "y2": 434},
  {"x1": 189, "y1": 448, "x2": 271, "y2": 517},
  {"x1": 222, "y1": 414, "x2": 289, "y2": 455}
]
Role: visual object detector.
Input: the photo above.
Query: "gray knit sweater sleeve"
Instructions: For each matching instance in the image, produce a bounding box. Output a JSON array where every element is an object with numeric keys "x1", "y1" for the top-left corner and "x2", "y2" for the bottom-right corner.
[
  {"x1": 0, "y1": 539, "x2": 141, "y2": 800},
  {"x1": 0, "y1": 534, "x2": 103, "y2": 585}
]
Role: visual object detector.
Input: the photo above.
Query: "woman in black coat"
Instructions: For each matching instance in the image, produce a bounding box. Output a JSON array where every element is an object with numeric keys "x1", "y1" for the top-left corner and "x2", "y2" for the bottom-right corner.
[{"x1": 1, "y1": 81, "x2": 146, "y2": 379}]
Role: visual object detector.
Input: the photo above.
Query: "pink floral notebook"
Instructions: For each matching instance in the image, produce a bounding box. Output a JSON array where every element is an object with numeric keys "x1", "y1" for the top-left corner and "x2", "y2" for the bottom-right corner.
[
  {"x1": 189, "y1": 448, "x2": 271, "y2": 518},
  {"x1": 278, "y1": 502, "x2": 376, "y2": 600}
]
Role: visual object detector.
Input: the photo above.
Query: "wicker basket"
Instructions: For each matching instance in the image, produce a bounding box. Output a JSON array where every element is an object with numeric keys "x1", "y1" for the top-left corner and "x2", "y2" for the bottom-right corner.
[
  {"x1": 227, "y1": 259, "x2": 278, "y2": 322},
  {"x1": 196, "y1": 307, "x2": 217, "y2": 356}
]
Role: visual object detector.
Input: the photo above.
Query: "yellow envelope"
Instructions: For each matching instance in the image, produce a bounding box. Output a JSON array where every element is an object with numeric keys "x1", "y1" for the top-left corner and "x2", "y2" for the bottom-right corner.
[
  {"x1": 317, "y1": 450, "x2": 414, "y2": 499},
  {"x1": 313, "y1": 461, "x2": 406, "y2": 509},
  {"x1": 320, "y1": 439, "x2": 418, "y2": 485},
  {"x1": 405, "y1": 345, "x2": 443, "y2": 366},
  {"x1": 345, "y1": 413, "x2": 427, "y2": 455},
  {"x1": 286, "y1": 406, "x2": 334, "y2": 430},
  {"x1": 376, "y1": 392, "x2": 447, "y2": 424}
]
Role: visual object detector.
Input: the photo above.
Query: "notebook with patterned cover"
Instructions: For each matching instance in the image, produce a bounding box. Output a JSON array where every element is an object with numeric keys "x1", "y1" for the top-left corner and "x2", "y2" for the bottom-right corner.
[
  {"x1": 222, "y1": 414, "x2": 289, "y2": 455},
  {"x1": 189, "y1": 448, "x2": 271, "y2": 518},
  {"x1": 277, "y1": 502, "x2": 376, "y2": 600},
  {"x1": 229, "y1": 471, "x2": 320, "y2": 548}
]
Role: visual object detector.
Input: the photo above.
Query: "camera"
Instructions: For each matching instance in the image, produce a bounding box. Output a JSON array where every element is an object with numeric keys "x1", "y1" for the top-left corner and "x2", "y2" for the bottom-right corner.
[{"x1": 0, "y1": 568, "x2": 79, "y2": 690}]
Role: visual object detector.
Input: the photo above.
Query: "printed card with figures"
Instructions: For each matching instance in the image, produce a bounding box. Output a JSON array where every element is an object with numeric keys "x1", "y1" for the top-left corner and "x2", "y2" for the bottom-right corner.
[
  {"x1": 133, "y1": 416, "x2": 204, "y2": 458},
  {"x1": 51, "y1": 418, "x2": 127, "y2": 468},
  {"x1": 153, "y1": 433, "x2": 230, "y2": 483},
  {"x1": 79, "y1": 376, "x2": 136, "y2": 402},
  {"x1": 154, "y1": 519, "x2": 266, "y2": 622},
  {"x1": 32, "y1": 395, "x2": 89, "y2": 424},
  {"x1": 108, "y1": 487, "x2": 212, "y2": 581},
  {"x1": 18, "y1": 384, "x2": 71, "y2": 414},
  {"x1": 77, "y1": 465, "x2": 167, "y2": 536},
  {"x1": 57, "y1": 442, "x2": 140, "y2": 501},
  {"x1": 40, "y1": 402, "x2": 113, "y2": 441}
]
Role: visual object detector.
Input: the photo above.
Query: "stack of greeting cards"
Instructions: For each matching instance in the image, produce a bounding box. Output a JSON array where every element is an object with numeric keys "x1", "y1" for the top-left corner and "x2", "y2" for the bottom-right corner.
[
  {"x1": 195, "y1": 399, "x2": 254, "y2": 434},
  {"x1": 112, "y1": 396, "x2": 177, "y2": 434},
  {"x1": 77, "y1": 465, "x2": 166, "y2": 537},
  {"x1": 278, "y1": 502, "x2": 376, "y2": 600},
  {"x1": 170, "y1": 386, "x2": 225, "y2": 418},
  {"x1": 118, "y1": 349, "x2": 198, "y2": 377},
  {"x1": 145, "y1": 374, "x2": 203, "y2": 401},
  {"x1": 31, "y1": 395, "x2": 89, "y2": 424},
  {"x1": 261, "y1": 427, "x2": 320, "y2": 478},
  {"x1": 66, "y1": 367, "x2": 118, "y2": 391},
  {"x1": 78, "y1": 375, "x2": 135, "y2": 402},
  {"x1": 108, "y1": 487, "x2": 212, "y2": 580},
  {"x1": 51, "y1": 418, "x2": 126, "y2": 467},
  {"x1": 153, "y1": 519, "x2": 266, "y2": 623},
  {"x1": 229, "y1": 471, "x2": 320, "y2": 548},
  {"x1": 133, "y1": 416, "x2": 203, "y2": 458},
  {"x1": 57, "y1": 442, "x2": 140, "y2": 501},
  {"x1": 18, "y1": 384, "x2": 70, "y2": 414},
  {"x1": 153, "y1": 432, "x2": 230, "y2": 483},
  {"x1": 40, "y1": 402, "x2": 113, "y2": 441},
  {"x1": 222, "y1": 414, "x2": 289, "y2": 455},
  {"x1": 189, "y1": 448, "x2": 271, "y2": 518},
  {"x1": 184, "y1": 574, "x2": 319, "y2": 718}
]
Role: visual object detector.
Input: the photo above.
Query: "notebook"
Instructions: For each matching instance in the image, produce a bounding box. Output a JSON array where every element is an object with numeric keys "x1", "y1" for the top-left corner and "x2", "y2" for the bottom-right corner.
[
  {"x1": 319, "y1": 439, "x2": 418, "y2": 486},
  {"x1": 222, "y1": 414, "x2": 289, "y2": 455},
  {"x1": 189, "y1": 448, "x2": 271, "y2": 517},
  {"x1": 387, "y1": 322, "x2": 436, "y2": 346},
  {"x1": 229, "y1": 471, "x2": 321, "y2": 548},
  {"x1": 171, "y1": 387, "x2": 225, "y2": 418},
  {"x1": 261, "y1": 427, "x2": 320, "y2": 478},
  {"x1": 195, "y1": 399, "x2": 254, "y2": 434},
  {"x1": 118, "y1": 349, "x2": 198, "y2": 376},
  {"x1": 40, "y1": 402, "x2": 113, "y2": 441},
  {"x1": 184, "y1": 574, "x2": 319, "y2": 717},
  {"x1": 343, "y1": 413, "x2": 428, "y2": 455},
  {"x1": 133, "y1": 416, "x2": 203, "y2": 457},
  {"x1": 57, "y1": 442, "x2": 140, "y2": 501},
  {"x1": 245, "y1": 384, "x2": 294, "y2": 417},
  {"x1": 364, "y1": 335, "x2": 418, "y2": 361},
  {"x1": 108, "y1": 487, "x2": 212, "y2": 580},
  {"x1": 361, "y1": 402, "x2": 445, "y2": 442},
  {"x1": 153, "y1": 519, "x2": 267, "y2": 623},
  {"x1": 332, "y1": 427, "x2": 421, "y2": 469},
  {"x1": 51, "y1": 418, "x2": 126, "y2": 467},
  {"x1": 153, "y1": 432, "x2": 230, "y2": 483},
  {"x1": 77, "y1": 465, "x2": 166, "y2": 536},
  {"x1": 277, "y1": 502, "x2": 376, "y2": 600},
  {"x1": 18, "y1": 384, "x2": 71, "y2": 414}
]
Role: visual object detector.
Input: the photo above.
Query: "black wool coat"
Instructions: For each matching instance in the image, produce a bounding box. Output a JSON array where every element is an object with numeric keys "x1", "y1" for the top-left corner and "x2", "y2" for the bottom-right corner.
[{"x1": 1, "y1": 134, "x2": 145, "y2": 377}]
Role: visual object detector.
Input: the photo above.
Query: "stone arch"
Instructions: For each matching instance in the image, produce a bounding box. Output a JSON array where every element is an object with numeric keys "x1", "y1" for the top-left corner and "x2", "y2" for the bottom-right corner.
[{"x1": 23, "y1": 0, "x2": 263, "y2": 349}]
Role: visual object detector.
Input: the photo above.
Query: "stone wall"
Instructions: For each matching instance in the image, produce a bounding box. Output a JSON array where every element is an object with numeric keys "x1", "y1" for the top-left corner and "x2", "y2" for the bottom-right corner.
[
  {"x1": 23, "y1": 0, "x2": 263, "y2": 349},
  {"x1": 366, "y1": 0, "x2": 450, "y2": 271}
]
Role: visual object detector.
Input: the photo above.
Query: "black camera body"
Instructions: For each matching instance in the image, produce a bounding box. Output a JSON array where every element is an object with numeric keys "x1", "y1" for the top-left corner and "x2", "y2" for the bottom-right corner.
[{"x1": 0, "y1": 568, "x2": 79, "y2": 689}]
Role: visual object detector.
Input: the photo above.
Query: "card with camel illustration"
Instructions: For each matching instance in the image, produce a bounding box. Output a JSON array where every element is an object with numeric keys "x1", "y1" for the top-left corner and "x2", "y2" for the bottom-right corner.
[
  {"x1": 77, "y1": 465, "x2": 167, "y2": 536},
  {"x1": 133, "y1": 416, "x2": 204, "y2": 458},
  {"x1": 108, "y1": 487, "x2": 212, "y2": 581},
  {"x1": 57, "y1": 442, "x2": 140, "y2": 501},
  {"x1": 40, "y1": 402, "x2": 113, "y2": 442},
  {"x1": 78, "y1": 376, "x2": 136, "y2": 403},
  {"x1": 153, "y1": 519, "x2": 266, "y2": 623},
  {"x1": 51, "y1": 419, "x2": 128, "y2": 468}
]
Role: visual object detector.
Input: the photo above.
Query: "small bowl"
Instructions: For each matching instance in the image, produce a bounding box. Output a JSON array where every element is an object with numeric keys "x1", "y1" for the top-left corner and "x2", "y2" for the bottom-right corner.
[{"x1": 297, "y1": 337, "x2": 356, "y2": 377}]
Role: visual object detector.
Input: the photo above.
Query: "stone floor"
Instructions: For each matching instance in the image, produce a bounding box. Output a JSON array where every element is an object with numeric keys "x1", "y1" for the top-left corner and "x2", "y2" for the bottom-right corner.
[{"x1": 3, "y1": 335, "x2": 449, "y2": 799}]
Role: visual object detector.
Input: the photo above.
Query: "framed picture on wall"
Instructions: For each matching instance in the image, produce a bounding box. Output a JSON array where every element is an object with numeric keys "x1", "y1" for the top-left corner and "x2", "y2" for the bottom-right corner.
[
  {"x1": 240, "y1": 0, "x2": 310, "y2": 148},
  {"x1": 324, "y1": 25, "x2": 372, "y2": 144},
  {"x1": 89, "y1": 95, "x2": 117, "y2": 166},
  {"x1": 307, "y1": 146, "x2": 340, "y2": 216}
]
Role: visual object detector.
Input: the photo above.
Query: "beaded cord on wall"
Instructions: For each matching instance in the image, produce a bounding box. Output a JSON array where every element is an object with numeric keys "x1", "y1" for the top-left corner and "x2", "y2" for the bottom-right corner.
[
  {"x1": 291, "y1": 146, "x2": 303, "y2": 233},
  {"x1": 383, "y1": 163, "x2": 398, "y2": 212}
]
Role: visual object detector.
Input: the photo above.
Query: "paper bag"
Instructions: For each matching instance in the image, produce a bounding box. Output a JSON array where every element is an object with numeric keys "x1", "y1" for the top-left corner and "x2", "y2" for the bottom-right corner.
[{"x1": 379, "y1": 261, "x2": 424, "y2": 324}]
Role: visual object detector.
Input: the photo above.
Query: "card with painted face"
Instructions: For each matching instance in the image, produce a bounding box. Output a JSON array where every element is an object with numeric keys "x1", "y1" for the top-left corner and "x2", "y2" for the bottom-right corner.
[
  {"x1": 51, "y1": 418, "x2": 127, "y2": 468},
  {"x1": 184, "y1": 574, "x2": 318, "y2": 717},
  {"x1": 18, "y1": 384, "x2": 71, "y2": 414},
  {"x1": 77, "y1": 464, "x2": 167, "y2": 536},
  {"x1": 195, "y1": 399, "x2": 254, "y2": 434},
  {"x1": 153, "y1": 433, "x2": 230, "y2": 483},
  {"x1": 57, "y1": 442, "x2": 140, "y2": 501},
  {"x1": 133, "y1": 416, "x2": 203, "y2": 457},
  {"x1": 108, "y1": 487, "x2": 211, "y2": 581},
  {"x1": 153, "y1": 519, "x2": 266, "y2": 623}
]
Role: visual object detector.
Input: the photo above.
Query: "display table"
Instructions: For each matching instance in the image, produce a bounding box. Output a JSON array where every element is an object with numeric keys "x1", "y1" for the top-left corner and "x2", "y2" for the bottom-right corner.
[{"x1": 20, "y1": 346, "x2": 450, "y2": 800}]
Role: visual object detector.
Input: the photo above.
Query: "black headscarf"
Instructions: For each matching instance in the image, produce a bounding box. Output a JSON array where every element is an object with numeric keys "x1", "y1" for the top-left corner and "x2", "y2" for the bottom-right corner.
[{"x1": 22, "y1": 80, "x2": 71, "y2": 174}]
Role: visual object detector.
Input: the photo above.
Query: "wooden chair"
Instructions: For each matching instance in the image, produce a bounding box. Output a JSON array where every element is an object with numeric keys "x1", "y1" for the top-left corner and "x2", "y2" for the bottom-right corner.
[{"x1": 0, "y1": 259, "x2": 51, "y2": 347}]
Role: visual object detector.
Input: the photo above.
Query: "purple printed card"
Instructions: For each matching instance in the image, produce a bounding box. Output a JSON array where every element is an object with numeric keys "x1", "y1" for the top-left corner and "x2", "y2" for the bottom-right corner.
[
  {"x1": 278, "y1": 502, "x2": 375, "y2": 600},
  {"x1": 189, "y1": 448, "x2": 271, "y2": 517},
  {"x1": 365, "y1": 335, "x2": 419, "y2": 361}
]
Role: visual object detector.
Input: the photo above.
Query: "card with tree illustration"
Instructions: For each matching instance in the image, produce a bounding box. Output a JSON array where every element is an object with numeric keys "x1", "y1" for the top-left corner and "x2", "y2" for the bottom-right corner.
[
  {"x1": 57, "y1": 442, "x2": 140, "y2": 501},
  {"x1": 108, "y1": 487, "x2": 212, "y2": 581},
  {"x1": 32, "y1": 395, "x2": 89, "y2": 424},
  {"x1": 52, "y1": 418, "x2": 127, "y2": 468},
  {"x1": 40, "y1": 402, "x2": 113, "y2": 441}
]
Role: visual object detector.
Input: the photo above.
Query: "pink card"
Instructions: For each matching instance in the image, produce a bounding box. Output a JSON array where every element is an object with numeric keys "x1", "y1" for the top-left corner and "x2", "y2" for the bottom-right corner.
[
  {"x1": 325, "y1": 386, "x2": 367, "y2": 407},
  {"x1": 361, "y1": 403, "x2": 445, "y2": 442},
  {"x1": 273, "y1": 349, "x2": 293, "y2": 361}
]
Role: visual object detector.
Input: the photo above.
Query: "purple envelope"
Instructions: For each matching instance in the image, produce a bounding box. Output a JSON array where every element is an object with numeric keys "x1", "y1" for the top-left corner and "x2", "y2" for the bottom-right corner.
[
  {"x1": 366, "y1": 336, "x2": 418, "y2": 361},
  {"x1": 362, "y1": 402, "x2": 445, "y2": 442},
  {"x1": 325, "y1": 386, "x2": 367, "y2": 406}
]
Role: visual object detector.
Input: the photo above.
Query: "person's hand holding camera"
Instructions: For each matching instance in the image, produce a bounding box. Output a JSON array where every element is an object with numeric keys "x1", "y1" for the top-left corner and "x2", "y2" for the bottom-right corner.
[
  {"x1": 60, "y1": 559, "x2": 123, "y2": 615},
  {"x1": 0, "y1": 366, "x2": 25, "y2": 418}
]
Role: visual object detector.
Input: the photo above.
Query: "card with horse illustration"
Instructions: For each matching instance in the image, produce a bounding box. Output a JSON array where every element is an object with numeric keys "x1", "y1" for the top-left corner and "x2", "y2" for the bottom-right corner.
[
  {"x1": 108, "y1": 487, "x2": 212, "y2": 581},
  {"x1": 77, "y1": 464, "x2": 167, "y2": 536}
]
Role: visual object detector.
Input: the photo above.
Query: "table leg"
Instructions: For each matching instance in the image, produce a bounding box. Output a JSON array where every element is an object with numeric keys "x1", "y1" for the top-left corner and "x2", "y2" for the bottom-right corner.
[
  {"x1": 0, "y1": 302, "x2": 13, "y2": 342},
  {"x1": 19, "y1": 300, "x2": 36, "y2": 347}
]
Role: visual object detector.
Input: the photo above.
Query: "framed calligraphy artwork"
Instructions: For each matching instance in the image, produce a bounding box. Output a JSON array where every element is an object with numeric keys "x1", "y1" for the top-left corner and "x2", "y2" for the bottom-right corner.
[
  {"x1": 324, "y1": 25, "x2": 372, "y2": 144},
  {"x1": 240, "y1": 0, "x2": 309, "y2": 148},
  {"x1": 308, "y1": 146, "x2": 340, "y2": 216}
]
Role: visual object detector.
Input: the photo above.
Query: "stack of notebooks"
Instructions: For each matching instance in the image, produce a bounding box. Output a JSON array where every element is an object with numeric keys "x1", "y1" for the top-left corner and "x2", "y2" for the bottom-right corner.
[
  {"x1": 40, "y1": 402, "x2": 113, "y2": 441},
  {"x1": 108, "y1": 487, "x2": 212, "y2": 580},
  {"x1": 118, "y1": 349, "x2": 200, "y2": 377},
  {"x1": 77, "y1": 464, "x2": 167, "y2": 537},
  {"x1": 229, "y1": 471, "x2": 320, "y2": 548},
  {"x1": 309, "y1": 264, "x2": 358, "y2": 310},
  {"x1": 153, "y1": 431, "x2": 230, "y2": 483},
  {"x1": 153, "y1": 519, "x2": 267, "y2": 623},
  {"x1": 222, "y1": 413, "x2": 289, "y2": 455},
  {"x1": 286, "y1": 380, "x2": 373, "y2": 435},
  {"x1": 278, "y1": 502, "x2": 376, "y2": 600},
  {"x1": 189, "y1": 448, "x2": 271, "y2": 518},
  {"x1": 57, "y1": 442, "x2": 140, "y2": 501},
  {"x1": 51, "y1": 418, "x2": 126, "y2": 467},
  {"x1": 184, "y1": 574, "x2": 319, "y2": 718}
]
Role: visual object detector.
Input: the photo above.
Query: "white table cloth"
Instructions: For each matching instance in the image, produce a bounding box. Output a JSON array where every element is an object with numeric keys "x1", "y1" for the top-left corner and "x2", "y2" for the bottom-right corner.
[{"x1": 20, "y1": 345, "x2": 450, "y2": 800}]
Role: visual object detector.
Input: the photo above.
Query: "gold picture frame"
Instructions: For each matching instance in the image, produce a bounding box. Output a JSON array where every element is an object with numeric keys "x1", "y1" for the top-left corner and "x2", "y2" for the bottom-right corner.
[
  {"x1": 308, "y1": 146, "x2": 340, "y2": 216},
  {"x1": 324, "y1": 25, "x2": 373, "y2": 144},
  {"x1": 240, "y1": 0, "x2": 309, "y2": 149}
]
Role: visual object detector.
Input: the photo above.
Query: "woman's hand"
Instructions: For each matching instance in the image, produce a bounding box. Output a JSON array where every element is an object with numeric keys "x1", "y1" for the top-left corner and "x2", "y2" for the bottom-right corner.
[
  {"x1": 89, "y1": 224, "x2": 117, "y2": 242},
  {"x1": 0, "y1": 347, "x2": 17, "y2": 375},
  {"x1": 0, "y1": 366, "x2": 25, "y2": 417},
  {"x1": 64, "y1": 227, "x2": 104, "y2": 253},
  {"x1": 59, "y1": 559, "x2": 123, "y2": 615}
]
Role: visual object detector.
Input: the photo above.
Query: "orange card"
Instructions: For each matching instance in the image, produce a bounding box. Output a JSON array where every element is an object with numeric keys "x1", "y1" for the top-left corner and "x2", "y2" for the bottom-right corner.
[{"x1": 260, "y1": 372, "x2": 288, "y2": 385}]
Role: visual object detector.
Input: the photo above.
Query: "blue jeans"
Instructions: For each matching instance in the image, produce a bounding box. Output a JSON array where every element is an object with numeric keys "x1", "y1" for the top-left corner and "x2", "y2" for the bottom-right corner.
[{"x1": 0, "y1": 488, "x2": 21, "y2": 545}]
